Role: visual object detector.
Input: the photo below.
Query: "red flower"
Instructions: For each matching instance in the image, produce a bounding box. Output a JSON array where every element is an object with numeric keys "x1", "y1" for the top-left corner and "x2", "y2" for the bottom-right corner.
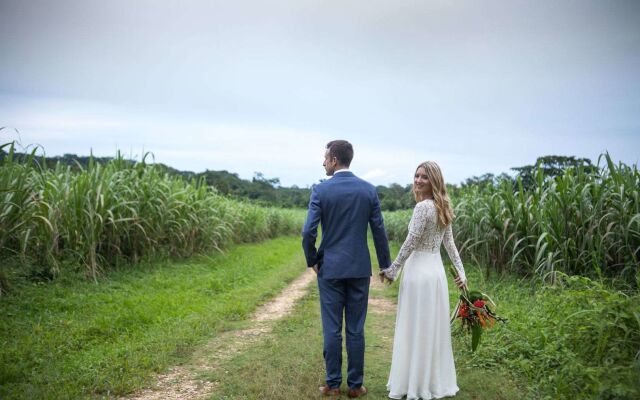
[
  {"x1": 473, "y1": 299, "x2": 485, "y2": 308},
  {"x1": 458, "y1": 304, "x2": 470, "y2": 318}
]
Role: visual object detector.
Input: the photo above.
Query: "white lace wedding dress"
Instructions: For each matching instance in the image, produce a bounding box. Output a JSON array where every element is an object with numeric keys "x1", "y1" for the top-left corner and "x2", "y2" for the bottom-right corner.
[{"x1": 383, "y1": 199, "x2": 466, "y2": 400}]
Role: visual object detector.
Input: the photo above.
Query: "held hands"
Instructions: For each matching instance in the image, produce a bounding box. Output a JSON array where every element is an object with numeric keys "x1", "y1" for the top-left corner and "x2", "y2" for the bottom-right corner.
[
  {"x1": 379, "y1": 262, "x2": 400, "y2": 285},
  {"x1": 378, "y1": 270, "x2": 394, "y2": 285},
  {"x1": 314, "y1": 263, "x2": 398, "y2": 285}
]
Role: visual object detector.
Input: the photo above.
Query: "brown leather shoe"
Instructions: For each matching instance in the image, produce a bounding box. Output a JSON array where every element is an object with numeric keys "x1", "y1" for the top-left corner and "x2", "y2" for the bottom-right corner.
[
  {"x1": 319, "y1": 385, "x2": 341, "y2": 396},
  {"x1": 347, "y1": 385, "x2": 367, "y2": 398}
]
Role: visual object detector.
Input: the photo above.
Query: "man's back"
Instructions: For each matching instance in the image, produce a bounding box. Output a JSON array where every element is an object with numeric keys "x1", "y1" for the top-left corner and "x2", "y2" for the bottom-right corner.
[
  {"x1": 302, "y1": 171, "x2": 390, "y2": 279},
  {"x1": 302, "y1": 140, "x2": 390, "y2": 396}
]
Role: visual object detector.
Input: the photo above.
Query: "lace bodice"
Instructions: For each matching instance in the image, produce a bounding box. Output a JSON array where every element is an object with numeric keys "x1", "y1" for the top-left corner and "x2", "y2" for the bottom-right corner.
[{"x1": 384, "y1": 200, "x2": 466, "y2": 282}]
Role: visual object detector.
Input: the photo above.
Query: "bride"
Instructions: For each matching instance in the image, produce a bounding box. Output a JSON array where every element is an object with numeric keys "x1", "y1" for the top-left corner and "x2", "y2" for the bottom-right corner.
[{"x1": 380, "y1": 160, "x2": 467, "y2": 399}]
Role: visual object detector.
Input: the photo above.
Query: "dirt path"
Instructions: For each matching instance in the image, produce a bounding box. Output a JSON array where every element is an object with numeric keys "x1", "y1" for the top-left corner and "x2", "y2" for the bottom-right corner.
[
  {"x1": 368, "y1": 275, "x2": 397, "y2": 314},
  {"x1": 124, "y1": 269, "x2": 316, "y2": 400},
  {"x1": 123, "y1": 271, "x2": 398, "y2": 400}
]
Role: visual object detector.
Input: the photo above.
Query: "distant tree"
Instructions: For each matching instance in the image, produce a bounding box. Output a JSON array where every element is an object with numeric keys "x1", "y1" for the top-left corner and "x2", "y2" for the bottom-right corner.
[
  {"x1": 252, "y1": 172, "x2": 280, "y2": 188},
  {"x1": 512, "y1": 155, "x2": 596, "y2": 190},
  {"x1": 198, "y1": 170, "x2": 248, "y2": 195},
  {"x1": 376, "y1": 183, "x2": 414, "y2": 211},
  {"x1": 231, "y1": 172, "x2": 278, "y2": 202},
  {"x1": 462, "y1": 173, "x2": 496, "y2": 188},
  {"x1": 461, "y1": 172, "x2": 514, "y2": 190},
  {"x1": 275, "y1": 186, "x2": 311, "y2": 208}
]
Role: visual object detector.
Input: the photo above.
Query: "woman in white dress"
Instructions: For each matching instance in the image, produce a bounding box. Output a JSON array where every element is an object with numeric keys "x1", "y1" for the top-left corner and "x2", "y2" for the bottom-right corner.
[{"x1": 380, "y1": 161, "x2": 468, "y2": 400}]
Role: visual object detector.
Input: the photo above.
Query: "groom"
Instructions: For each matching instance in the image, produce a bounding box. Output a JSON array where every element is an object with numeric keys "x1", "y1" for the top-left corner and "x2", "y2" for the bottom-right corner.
[{"x1": 302, "y1": 140, "x2": 391, "y2": 398}]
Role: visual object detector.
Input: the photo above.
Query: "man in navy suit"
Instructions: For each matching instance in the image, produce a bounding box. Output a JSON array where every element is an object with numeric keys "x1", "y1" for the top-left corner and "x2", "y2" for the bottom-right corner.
[{"x1": 302, "y1": 140, "x2": 391, "y2": 398}]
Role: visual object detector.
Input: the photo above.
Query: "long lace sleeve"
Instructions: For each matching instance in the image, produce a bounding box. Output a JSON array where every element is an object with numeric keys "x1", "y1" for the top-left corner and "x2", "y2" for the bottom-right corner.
[
  {"x1": 443, "y1": 224, "x2": 466, "y2": 283},
  {"x1": 384, "y1": 202, "x2": 431, "y2": 280}
]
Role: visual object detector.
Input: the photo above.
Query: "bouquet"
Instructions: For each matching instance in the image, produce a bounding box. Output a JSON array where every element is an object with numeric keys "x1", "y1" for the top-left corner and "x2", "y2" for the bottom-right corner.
[{"x1": 449, "y1": 266, "x2": 507, "y2": 352}]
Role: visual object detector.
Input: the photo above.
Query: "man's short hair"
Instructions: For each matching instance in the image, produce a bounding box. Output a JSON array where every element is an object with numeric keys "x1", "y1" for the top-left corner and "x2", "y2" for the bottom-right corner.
[{"x1": 326, "y1": 140, "x2": 354, "y2": 167}]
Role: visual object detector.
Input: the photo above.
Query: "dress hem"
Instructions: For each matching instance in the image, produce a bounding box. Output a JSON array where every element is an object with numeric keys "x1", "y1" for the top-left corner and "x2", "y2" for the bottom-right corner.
[{"x1": 387, "y1": 386, "x2": 459, "y2": 400}]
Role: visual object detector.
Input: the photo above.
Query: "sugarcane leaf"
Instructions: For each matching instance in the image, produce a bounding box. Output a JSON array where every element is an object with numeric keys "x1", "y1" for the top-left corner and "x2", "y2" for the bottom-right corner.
[{"x1": 471, "y1": 324, "x2": 483, "y2": 352}]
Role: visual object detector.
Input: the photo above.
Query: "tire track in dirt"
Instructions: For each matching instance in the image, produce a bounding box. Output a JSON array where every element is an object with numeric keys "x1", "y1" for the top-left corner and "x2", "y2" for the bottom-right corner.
[{"x1": 124, "y1": 269, "x2": 316, "y2": 400}]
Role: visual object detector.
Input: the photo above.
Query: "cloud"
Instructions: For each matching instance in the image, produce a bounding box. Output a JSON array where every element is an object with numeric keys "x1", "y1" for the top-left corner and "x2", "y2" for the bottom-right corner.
[
  {"x1": 2, "y1": 92, "x2": 637, "y2": 188},
  {"x1": 1, "y1": 0, "x2": 638, "y2": 188},
  {"x1": 0, "y1": 95, "x2": 335, "y2": 185},
  {"x1": 361, "y1": 168, "x2": 390, "y2": 183}
]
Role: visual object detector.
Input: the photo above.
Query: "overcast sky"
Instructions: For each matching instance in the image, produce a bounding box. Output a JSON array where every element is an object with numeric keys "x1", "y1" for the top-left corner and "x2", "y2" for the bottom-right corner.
[{"x1": 1, "y1": 0, "x2": 639, "y2": 187}]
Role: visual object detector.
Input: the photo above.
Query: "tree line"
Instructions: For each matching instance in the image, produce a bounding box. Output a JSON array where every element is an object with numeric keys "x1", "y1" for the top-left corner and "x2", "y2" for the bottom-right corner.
[{"x1": 0, "y1": 148, "x2": 598, "y2": 210}]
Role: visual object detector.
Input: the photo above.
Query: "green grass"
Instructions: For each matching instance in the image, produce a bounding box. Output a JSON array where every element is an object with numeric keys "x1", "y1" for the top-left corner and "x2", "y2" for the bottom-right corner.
[
  {"x1": 205, "y1": 241, "x2": 520, "y2": 399},
  {"x1": 444, "y1": 268, "x2": 639, "y2": 399},
  {"x1": 3, "y1": 235, "x2": 637, "y2": 399},
  {"x1": 205, "y1": 242, "x2": 639, "y2": 399},
  {"x1": 0, "y1": 236, "x2": 306, "y2": 399},
  {"x1": 205, "y1": 273, "x2": 521, "y2": 399},
  {"x1": 476, "y1": 272, "x2": 640, "y2": 400}
]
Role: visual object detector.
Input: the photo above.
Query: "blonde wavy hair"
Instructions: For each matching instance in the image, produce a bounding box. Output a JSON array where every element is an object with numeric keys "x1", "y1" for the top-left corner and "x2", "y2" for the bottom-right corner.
[{"x1": 414, "y1": 161, "x2": 454, "y2": 228}]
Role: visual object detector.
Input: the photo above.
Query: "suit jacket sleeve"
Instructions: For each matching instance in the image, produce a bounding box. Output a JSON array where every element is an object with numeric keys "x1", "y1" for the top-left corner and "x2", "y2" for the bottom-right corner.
[
  {"x1": 301, "y1": 186, "x2": 321, "y2": 268},
  {"x1": 369, "y1": 190, "x2": 392, "y2": 270}
]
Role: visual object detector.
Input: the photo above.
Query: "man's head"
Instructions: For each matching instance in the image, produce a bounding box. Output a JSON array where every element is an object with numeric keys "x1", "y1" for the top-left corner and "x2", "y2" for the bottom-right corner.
[{"x1": 323, "y1": 140, "x2": 354, "y2": 176}]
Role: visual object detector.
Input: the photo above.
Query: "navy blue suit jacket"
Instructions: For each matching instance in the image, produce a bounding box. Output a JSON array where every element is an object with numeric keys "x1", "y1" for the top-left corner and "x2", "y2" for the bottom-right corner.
[{"x1": 302, "y1": 171, "x2": 391, "y2": 279}]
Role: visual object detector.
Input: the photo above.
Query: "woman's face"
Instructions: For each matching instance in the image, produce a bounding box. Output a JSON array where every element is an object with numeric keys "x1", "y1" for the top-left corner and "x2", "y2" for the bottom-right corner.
[{"x1": 414, "y1": 166, "x2": 433, "y2": 198}]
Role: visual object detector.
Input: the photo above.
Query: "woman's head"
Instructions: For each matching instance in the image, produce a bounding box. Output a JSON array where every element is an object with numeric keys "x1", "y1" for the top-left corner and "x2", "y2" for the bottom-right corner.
[
  {"x1": 413, "y1": 160, "x2": 453, "y2": 227},
  {"x1": 413, "y1": 161, "x2": 441, "y2": 200}
]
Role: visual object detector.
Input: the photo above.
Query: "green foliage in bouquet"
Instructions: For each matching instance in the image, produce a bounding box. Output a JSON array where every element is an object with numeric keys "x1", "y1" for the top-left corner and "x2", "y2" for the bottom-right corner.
[{"x1": 449, "y1": 266, "x2": 507, "y2": 352}]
